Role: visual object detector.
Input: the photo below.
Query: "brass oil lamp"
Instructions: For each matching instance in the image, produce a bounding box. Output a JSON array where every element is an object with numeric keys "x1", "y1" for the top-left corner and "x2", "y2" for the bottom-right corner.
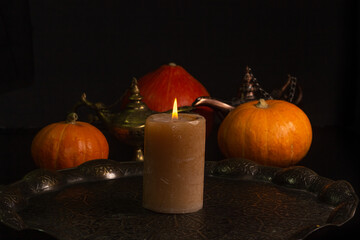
[{"x1": 74, "y1": 77, "x2": 193, "y2": 161}]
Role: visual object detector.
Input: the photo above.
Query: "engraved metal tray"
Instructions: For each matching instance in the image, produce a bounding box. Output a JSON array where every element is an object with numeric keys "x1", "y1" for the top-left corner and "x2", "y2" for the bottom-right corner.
[{"x1": 0, "y1": 158, "x2": 358, "y2": 240}]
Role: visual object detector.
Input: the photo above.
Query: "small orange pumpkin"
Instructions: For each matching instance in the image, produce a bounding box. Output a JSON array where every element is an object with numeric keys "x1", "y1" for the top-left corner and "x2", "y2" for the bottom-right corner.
[
  {"x1": 218, "y1": 99, "x2": 312, "y2": 167},
  {"x1": 31, "y1": 113, "x2": 109, "y2": 170}
]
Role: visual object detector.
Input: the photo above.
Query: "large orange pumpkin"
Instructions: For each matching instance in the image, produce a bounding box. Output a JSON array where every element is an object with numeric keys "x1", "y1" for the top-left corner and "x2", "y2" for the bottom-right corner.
[
  {"x1": 133, "y1": 63, "x2": 210, "y2": 112},
  {"x1": 218, "y1": 99, "x2": 312, "y2": 167},
  {"x1": 31, "y1": 113, "x2": 109, "y2": 170},
  {"x1": 121, "y1": 62, "x2": 214, "y2": 135}
]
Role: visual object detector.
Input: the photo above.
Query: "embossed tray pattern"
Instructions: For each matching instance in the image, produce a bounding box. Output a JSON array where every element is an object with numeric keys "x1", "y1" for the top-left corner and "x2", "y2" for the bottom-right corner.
[{"x1": 0, "y1": 158, "x2": 358, "y2": 240}]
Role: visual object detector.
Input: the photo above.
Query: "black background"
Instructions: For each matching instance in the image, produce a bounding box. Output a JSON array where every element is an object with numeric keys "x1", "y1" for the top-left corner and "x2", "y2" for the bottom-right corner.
[{"x1": 0, "y1": 0, "x2": 359, "y2": 239}]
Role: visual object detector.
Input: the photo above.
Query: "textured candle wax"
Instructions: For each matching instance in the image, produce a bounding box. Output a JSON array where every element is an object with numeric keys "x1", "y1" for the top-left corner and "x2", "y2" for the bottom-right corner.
[{"x1": 143, "y1": 113, "x2": 206, "y2": 213}]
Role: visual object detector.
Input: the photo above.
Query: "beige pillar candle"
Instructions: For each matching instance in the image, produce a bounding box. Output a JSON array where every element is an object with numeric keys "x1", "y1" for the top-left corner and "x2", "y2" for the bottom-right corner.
[{"x1": 143, "y1": 111, "x2": 206, "y2": 214}]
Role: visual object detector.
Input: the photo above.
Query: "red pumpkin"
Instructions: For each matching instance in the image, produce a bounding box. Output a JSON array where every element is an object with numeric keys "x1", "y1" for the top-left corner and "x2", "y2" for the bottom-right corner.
[
  {"x1": 31, "y1": 113, "x2": 109, "y2": 170},
  {"x1": 218, "y1": 99, "x2": 312, "y2": 167},
  {"x1": 122, "y1": 63, "x2": 214, "y2": 135}
]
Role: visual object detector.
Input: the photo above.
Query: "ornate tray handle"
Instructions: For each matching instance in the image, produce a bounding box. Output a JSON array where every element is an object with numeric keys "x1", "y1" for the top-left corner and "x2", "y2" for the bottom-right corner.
[
  {"x1": 0, "y1": 160, "x2": 143, "y2": 230},
  {"x1": 208, "y1": 158, "x2": 358, "y2": 225}
]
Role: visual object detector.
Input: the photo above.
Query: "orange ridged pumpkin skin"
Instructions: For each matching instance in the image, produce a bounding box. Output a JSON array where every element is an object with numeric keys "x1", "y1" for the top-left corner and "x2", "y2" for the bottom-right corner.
[
  {"x1": 136, "y1": 63, "x2": 210, "y2": 112},
  {"x1": 122, "y1": 63, "x2": 214, "y2": 136},
  {"x1": 31, "y1": 116, "x2": 109, "y2": 170},
  {"x1": 218, "y1": 99, "x2": 312, "y2": 167}
]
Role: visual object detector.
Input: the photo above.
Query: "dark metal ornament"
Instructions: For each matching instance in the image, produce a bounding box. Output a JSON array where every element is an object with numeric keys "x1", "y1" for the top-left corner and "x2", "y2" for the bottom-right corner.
[
  {"x1": 237, "y1": 66, "x2": 259, "y2": 101},
  {"x1": 193, "y1": 66, "x2": 303, "y2": 118},
  {"x1": 235, "y1": 66, "x2": 302, "y2": 104},
  {"x1": 271, "y1": 74, "x2": 303, "y2": 105}
]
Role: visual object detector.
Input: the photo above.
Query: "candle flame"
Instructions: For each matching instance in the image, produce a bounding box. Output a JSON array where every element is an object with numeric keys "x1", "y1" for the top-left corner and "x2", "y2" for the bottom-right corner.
[{"x1": 172, "y1": 98, "x2": 178, "y2": 120}]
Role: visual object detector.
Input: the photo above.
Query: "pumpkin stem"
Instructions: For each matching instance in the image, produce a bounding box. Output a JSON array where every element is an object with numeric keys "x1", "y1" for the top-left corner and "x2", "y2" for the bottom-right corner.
[
  {"x1": 168, "y1": 62, "x2": 177, "y2": 67},
  {"x1": 66, "y1": 112, "x2": 79, "y2": 124},
  {"x1": 255, "y1": 99, "x2": 269, "y2": 109}
]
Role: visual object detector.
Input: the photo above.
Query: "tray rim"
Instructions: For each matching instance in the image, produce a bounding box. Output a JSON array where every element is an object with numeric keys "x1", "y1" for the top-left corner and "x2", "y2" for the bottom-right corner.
[{"x1": 0, "y1": 158, "x2": 358, "y2": 239}]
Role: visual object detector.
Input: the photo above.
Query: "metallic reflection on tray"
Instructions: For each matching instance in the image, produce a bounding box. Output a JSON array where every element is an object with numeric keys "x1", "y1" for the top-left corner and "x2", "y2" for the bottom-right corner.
[{"x1": 0, "y1": 158, "x2": 358, "y2": 240}]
